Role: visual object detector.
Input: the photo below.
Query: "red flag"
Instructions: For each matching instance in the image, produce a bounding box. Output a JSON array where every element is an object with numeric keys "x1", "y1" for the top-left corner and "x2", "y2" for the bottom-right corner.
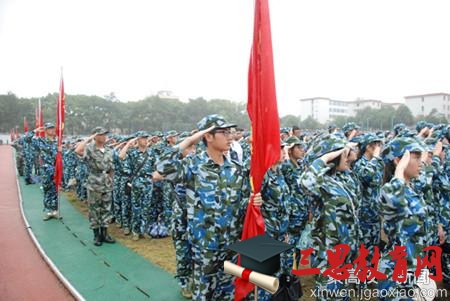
[
  {"x1": 39, "y1": 99, "x2": 45, "y2": 137},
  {"x1": 54, "y1": 74, "x2": 65, "y2": 190},
  {"x1": 24, "y1": 116, "x2": 29, "y2": 133},
  {"x1": 234, "y1": 0, "x2": 281, "y2": 300}
]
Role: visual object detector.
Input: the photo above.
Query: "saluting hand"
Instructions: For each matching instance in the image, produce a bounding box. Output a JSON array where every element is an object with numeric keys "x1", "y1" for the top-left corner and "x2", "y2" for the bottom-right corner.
[
  {"x1": 320, "y1": 147, "x2": 346, "y2": 164},
  {"x1": 394, "y1": 150, "x2": 410, "y2": 180}
]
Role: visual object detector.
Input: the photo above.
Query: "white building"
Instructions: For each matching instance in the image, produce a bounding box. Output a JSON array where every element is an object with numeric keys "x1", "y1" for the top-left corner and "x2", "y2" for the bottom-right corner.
[
  {"x1": 299, "y1": 97, "x2": 349, "y2": 124},
  {"x1": 298, "y1": 97, "x2": 399, "y2": 124},
  {"x1": 404, "y1": 93, "x2": 450, "y2": 119}
]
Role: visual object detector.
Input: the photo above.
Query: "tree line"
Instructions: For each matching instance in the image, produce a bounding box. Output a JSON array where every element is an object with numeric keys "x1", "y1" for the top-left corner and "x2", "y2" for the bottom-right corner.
[{"x1": 1, "y1": 92, "x2": 446, "y2": 135}]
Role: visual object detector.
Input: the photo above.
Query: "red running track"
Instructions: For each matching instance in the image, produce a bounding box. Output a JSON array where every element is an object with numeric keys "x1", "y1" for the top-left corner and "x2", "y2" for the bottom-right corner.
[{"x1": 0, "y1": 145, "x2": 73, "y2": 301}]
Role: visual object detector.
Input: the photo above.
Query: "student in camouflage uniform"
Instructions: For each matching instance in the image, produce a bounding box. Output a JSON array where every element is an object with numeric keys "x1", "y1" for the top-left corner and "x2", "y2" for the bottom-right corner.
[
  {"x1": 442, "y1": 134, "x2": 450, "y2": 284},
  {"x1": 112, "y1": 137, "x2": 132, "y2": 234},
  {"x1": 23, "y1": 130, "x2": 35, "y2": 184},
  {"x1": 120, "y1": 131, "x2": 155, "y2": 241},
  {"x1": 342, "y1": 122, "x2": 360, "y2": 141},
  {"x1": 171, "y1": 137, "x2": 196, "y2": 299},
  {"x1": 153, "y1": 115, "x2": 259, "y2": 301},
  {"x1": 378, "y1": 137, "x2": 429, "y2": 300},
  {"x1": 25, "y1": 123, "x2": 60, "y2": 220},
  {"x1": 11, "y1": 135, "x2": 25, "y2": 176},
  {"x1": 161, "y1": 130, "x2": 179, "y2": 228},
  {"x1": 75, "y1": 153, "x2": 88, "y2": 200},
  {"x1": 300, "y1": 134, "x2": 360, "y2": 301},
  {"x1": 75, "y1": 127, "x2": 115, "y2": 247},
  {"x1": 353, "y1": 133, "x2": 384, "y2": 259}
]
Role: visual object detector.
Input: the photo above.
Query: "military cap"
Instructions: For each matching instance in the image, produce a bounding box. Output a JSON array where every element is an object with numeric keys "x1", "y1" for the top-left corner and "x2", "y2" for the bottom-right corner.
[
  {"x1": 135, "y1": 131, "x2": 149, "y2": 138},
  {"x1": 382, "y1": 137, "x2": 424, "y2": 163},
  {"x1": 416, "y1": 120, "x2": 433, "y2": 132},
  {"x1": 165, "y1": 130, "x2": 179, "y2": 138},
  {"x1": 423, "y1": 137, "x2": 438, "y2": 152},
  {"x1": 153, "y1": 130, "x2": 164, "y2": 137},
  {"x1": 280, "y1": 128, "x2": 290, "y2": 134},
  {"x1": 342, "y1": 122, "x2": 360, "y2": 134},
  {"x1": 285, "y1": 136, "x2": 302, "y2": 145},
  {"x1": 360, "y1": 133, "x2": 383, "y2": 152},
  {"x1": 305, "y1": 133, "x2": 347, "y2": 164},
  {"x1": 327, "y1": 123, "x2": 337, "y2": 130},
  {"x1": 91, "y1": 126, "x2": 109, "y2": 135},
  {"x1": 226, "y1": 234, "x2": 293, "y2": 275},
  {"x1": 197, "y1": 114, "x2": 236, "y2": 131},
  {"x1": 393, "y1": 123, "x2": 406, "y2": 134},
  {"x1": 44, "y1": 122, "x2": 55, "y2": 129}
]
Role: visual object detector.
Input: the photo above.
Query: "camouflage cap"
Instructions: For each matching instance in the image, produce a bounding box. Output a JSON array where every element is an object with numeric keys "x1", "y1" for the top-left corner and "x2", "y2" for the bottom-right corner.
[
  {"x1": 135, "y1": 131, "x2": 149, "y2": 138},
  {"x1": 342, "y1": 122, "x2": 360, "y2": 134},
  {"x1": 165, "y1": 130, "x2": 179, "y2": 138},
  {"x1": 152, "y1": 131, "x2": 164, "y2": 137},
  {"x1": 327, "y1": 123, "x2": 337, "y2": 130},
  {"x1": 423, "y1": 137, "x2": 439, "y2": 152},
  {"x1": 44, "y1": 122, "x2": 55, "y2": 129},
  {"x1": 360, "y1": 133, "x2": 383, "y2": 152},
  {"x1": 197, "y1": 114, "x2": 236, "y2": 131},
  {"x1": 305, "y1": 133, "x2": 347, "y2": 164},
  {"x1": 416, "y1": 120, "x2": 433, "y2": 132},
  {"x1": 91, "y1": 126, "x2": 109, "y2": 135},
  {"x1": 280, "y1": 128, "x2": 290, "y2": 134},
  {"x1": 382, "y1": 137, "x2": 424, "y2": 163},
  {"x1": 285, "y1": 136, "x2": 302, "y2": 145},
  {"x1": 393, "y1": 123, "x2": 406, "y2": 134}
]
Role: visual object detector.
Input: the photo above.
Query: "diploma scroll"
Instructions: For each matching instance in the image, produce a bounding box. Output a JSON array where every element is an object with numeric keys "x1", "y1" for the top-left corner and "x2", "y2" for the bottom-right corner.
[{"x1": 224, "y1": 261, "x2": 279, "y2": 294}]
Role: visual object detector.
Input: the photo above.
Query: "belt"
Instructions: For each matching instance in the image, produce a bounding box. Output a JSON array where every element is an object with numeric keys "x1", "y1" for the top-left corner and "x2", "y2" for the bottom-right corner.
[{"x1": 91, "y1": 170, "x2": 110, "y2": 175}]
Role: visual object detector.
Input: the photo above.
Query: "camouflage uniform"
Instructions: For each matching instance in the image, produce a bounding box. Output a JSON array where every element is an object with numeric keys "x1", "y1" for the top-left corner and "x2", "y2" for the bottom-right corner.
[
  {"x1": 172, "y1": 181, "x2": 193, "y2": 291},
  {"x1": 156, "y1": 115, "x2": 250, "y2": 301},
  {"x1": 23, "y1": 132, "x2": 35, "y2": 183},
  {"x1": 75, "y1": 155, "x2": 88, "y2": 200},
  {"x1": 24, "y1": 130, "x2": 58, "y2": 213},
  {"x1": 442, "y1": 146, "x2": 450, "y2": 284},
  {"x1": 378, "y1": 137, "x2": 428, "y2": 300},
  {"x1": 80, "y1": 141, "x2": 114, "y2": 229},
  {"x1": 112, "y1": 147, "x2": 131, "y2": 228},
  {"x1": 353, "y1": 135, "x2": 385, "y2": 258},
  {"x1": 11, "y1": 136, "x2": 25, "y2": 176},
  {"x1": 300, "y1": 135, "x2": 359, "y2": 301},
  {"x1": 127, "y1": 139, "x2": 155, "y2": 236}
]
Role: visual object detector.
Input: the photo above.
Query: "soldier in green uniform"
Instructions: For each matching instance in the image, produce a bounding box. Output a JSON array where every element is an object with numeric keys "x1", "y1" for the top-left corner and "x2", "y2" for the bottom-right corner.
[{"x1": 75, "y1": 127, "x2": 115, "y2": 247}]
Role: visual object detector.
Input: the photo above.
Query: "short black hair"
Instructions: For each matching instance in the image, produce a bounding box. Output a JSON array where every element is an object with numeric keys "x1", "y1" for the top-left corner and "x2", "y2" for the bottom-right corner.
[{"x1": 292, "y1": 126, "x2": 300, "y2": 131}]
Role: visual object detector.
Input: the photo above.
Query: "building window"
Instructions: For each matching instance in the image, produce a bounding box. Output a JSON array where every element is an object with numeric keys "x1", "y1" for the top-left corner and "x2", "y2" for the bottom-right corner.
[{"x1": 421, "y1": 106, "x2": 424, "y2": 112}]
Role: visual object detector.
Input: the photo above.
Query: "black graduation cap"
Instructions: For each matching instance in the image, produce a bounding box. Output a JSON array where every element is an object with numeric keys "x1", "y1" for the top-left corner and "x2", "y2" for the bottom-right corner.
[{"x1": 226, "y1": 234, "x2": 294, "y2": 275}]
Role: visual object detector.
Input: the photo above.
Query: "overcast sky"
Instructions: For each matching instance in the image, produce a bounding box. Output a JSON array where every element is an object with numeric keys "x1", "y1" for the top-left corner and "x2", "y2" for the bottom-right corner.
[{"x1": 1, "y1": 0, "x2": 450, "y2": 116}]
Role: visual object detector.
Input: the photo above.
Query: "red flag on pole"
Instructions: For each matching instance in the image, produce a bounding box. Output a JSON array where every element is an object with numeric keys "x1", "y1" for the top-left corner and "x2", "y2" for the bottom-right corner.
[
  {"x1": 38, "y1": 99, "x2": 45, "y2": 137},
  {"x1": 234, "y1": 0, "x2": 281, "y2": 300},
  {"x1": 54, "y1": 73, "x2": 65, "y2": 190},
  {"x1": 24, "y1": 116, "x2": 29, "y2": 133}
]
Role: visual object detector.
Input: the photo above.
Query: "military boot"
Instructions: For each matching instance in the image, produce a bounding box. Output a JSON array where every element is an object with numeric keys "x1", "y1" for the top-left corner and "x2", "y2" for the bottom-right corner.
[
  {"x1": 101, "y1": 227, "x2": 115, "y2": 244},
  {"x1": 93, "y1": 229, "x2": 102, "y2": 246}
]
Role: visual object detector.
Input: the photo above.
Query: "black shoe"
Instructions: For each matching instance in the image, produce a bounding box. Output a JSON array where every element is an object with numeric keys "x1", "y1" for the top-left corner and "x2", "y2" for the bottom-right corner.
[
  {"x1": 101, "y1": 227, "x2": 115, "y2": 244},
  {"x1": 93, "y1": 229, "x2": 102, "y2": 246},
  {"x1": 25, "y1": 178, "x2": 33, "y2": 185}
]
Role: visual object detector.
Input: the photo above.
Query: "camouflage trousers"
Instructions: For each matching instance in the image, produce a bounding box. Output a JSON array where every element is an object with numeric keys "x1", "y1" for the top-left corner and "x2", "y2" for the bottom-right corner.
[
  {"x1": 87, "y1": 189, "x2": 113, "y2": 229},
  {"x1": 171, "y1": 198, "x2": 193, "y2": 290},
  {"x1": 443, "y1": 251, "x2": 450, "y2": 284},
  {"x1": 24, "y1": 152, "x2": 34, "y2": 181},
  {"x1": 359, "y1": 220, "x2": 381, "y2": 261},
  {"x1": 161, "y1": 181, "x2": 174, "y2": 228},
  {"x1": 41, "y1": 167, "x2": 58, "y2": 213},
  {"x1": 192, "y1": 246, "x2": 236, "y2": 301},
  {"x1": 130, "y1": 179, "x2": 152, "y2": 235},
  {"x1": 15, "y1": 153, "x2": 24, "y2": 176},
  {"x1": 76, "y1": 167, "x2": 87, "y2": 200},
  {"x1": 377, "y1": 259, "x2": 417, "y2": 301},
  {"x1": 150, "y1": 182, "x2": 164, "y2": 225},
  {"x1": 113, "y1": 175, "x2": 131, "y2": 228}
]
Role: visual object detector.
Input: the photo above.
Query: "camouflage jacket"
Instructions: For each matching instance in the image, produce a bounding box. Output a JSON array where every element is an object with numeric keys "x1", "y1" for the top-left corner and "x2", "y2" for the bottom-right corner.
[
  {"x1": 25, "y1": 131, "x2": 58, "y2": 167},
  {"x1": 157, "y1": 147, "x2": 250, "y2": 250},
  {"x1": 80, "y1": 142, "x2": 114, "y2": 193},
  {"x1": 353, "y1": 155, "x2": 385, "y2": 223}
]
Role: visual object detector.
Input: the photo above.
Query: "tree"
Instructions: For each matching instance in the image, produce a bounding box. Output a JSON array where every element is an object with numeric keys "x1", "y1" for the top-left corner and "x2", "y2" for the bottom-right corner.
[
  {"x1": 280, "y1": 115, "x2": 300, "y2": 128},
  {"x1": 395, "y1": 105, "x2": 414, "y2": 126},
  {"x1": 300, "y1": 116, "x2": 322, "y2": 129}
]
